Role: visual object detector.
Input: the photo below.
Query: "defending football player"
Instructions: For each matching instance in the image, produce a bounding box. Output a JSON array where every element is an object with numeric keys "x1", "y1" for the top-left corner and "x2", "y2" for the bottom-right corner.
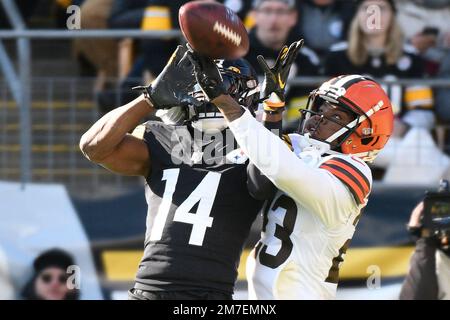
[
  {"x1": 79, "y1": 45, "x2": 265, "y2": 300},
  {"x1": 188, "y1": 42, "x2": 394, "y2": 299}
]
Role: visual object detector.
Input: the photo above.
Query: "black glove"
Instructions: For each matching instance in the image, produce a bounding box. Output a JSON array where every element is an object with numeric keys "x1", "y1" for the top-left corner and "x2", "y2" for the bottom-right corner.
[
  {"x1": 133, "y1": 45, "x2": 200, "y2": 109},
  {"x1": 257, "y1": 39, "x2": 304, "y2": 104},
  {"x1": 185, "y1": 47, "x2": 227, "y2": 101}
]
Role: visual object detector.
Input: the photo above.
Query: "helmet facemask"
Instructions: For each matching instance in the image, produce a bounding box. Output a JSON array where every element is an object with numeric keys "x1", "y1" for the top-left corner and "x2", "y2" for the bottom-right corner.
[
  {"x1": 188, "y1": 62, "x2": 260, "y2": 133},
  {"x1": 299, "y1": 92, "x2": 360, "y2": 152}
]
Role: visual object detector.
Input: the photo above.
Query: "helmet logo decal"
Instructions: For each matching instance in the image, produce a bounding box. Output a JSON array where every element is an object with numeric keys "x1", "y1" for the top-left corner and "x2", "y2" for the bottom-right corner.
[
  {"x1": 362, "y1": 128, "x2": 373, "y2": 136},
  {"x1": 228, "y1": 66, "x2": 241, "y2": 73}
]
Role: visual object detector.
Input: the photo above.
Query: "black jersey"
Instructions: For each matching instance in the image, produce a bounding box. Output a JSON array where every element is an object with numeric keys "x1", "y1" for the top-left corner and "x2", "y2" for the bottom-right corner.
[
  {"x1": 323, "y1": 42, "x2": 425, "y2": 79},
  {"x1": 134, "y1": 121, "x2": 262, "y2": 294}
]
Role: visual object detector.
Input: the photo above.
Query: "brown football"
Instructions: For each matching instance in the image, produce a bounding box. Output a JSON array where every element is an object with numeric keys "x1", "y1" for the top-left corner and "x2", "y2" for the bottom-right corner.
[{"x1": 179, "y1": 1, "x2": 249, "y2": 60}]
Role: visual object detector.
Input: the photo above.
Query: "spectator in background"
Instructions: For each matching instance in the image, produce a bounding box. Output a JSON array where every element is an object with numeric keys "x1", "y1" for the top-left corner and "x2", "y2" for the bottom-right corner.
[
  {"x1": 436, "y1": 53, "x2": 450, "y2": 125},
  {"x1": 108, "y1": 0, "x2": 148, "y2": 29},
  {"x1": 109, "y1": 0, "x2": 189, "y2": 82},
  {"x1": 0, "y1": 0, "x2": 39, "y2": 28},
  {"x1": 324, "y1": 0, "x2": 434, "y2": 131},
  {"x1": 107, "y1": 0, "x2": 160, "y2": 85},
  {"x1": 73, "y1": 0, "x2": 118, "y2": 92},
  {"x1": 324, "y1": 0, "x2": 450, "y2": 185},
  {"x1": 98, "y1": 0, "x2": 190, "y2": 112},
  {"x1": 21, "y1": 249, "x2": 79, "y2": 300},
  {"x1": 246, "y1": 0, "x2": 320, "y2": 131},
  {"x1": 396, "y1": 0, "x2": 450, "y2": 155},
  {"x1": 296, "y1": 0, "x2": 356, "y2": 60},
  {"x1": 54, "y1": 0, "x2": 86, "y2": 28},
  {"x1": 400, "y1": 182, "x2": 450, "y2": 300},
  {"x1": 396, "y1": 0, "x2": 450, "y2": 74},
  {"x1": 435, "y1": 52, "x2": 450, "y2": 155},
  {"x1": 221, "y1": 0, "x2": 254, "y2": 26}
]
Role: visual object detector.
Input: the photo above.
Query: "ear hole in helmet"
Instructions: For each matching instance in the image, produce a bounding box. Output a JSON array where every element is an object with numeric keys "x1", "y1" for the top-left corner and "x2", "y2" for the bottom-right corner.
[{"x1": 361, "y1": 137, "x2": 374, "y2": 145}]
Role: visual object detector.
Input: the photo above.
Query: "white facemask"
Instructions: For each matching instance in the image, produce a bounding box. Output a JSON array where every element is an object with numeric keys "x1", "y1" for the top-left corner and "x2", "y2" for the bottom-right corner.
[
  {"x1": 189, "y1": 84, "x2": 228, "y2": 133},
  {"x1": 191, "y1": 117, "x2": 228, "y2": 134},
  {"x1": 155, "y1": 107, "x2": 186, "y2": 125}
]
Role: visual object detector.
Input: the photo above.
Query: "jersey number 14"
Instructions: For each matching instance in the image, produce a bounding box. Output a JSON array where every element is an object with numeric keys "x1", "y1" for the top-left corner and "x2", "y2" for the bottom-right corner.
[{"x1": 149, "y1": 168, "x2": 221, "y2": 246}]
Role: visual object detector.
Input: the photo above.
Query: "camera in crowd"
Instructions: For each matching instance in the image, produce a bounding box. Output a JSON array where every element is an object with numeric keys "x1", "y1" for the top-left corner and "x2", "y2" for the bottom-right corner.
[{"x1": 422, "y1": 179, "x2": 450, "y2": 253}]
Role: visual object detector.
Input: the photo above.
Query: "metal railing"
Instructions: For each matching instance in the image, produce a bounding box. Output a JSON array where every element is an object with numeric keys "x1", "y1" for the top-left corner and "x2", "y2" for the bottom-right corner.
[
  {"x1": 0, "y1": 77, "x2": 147, "y2": 197},
  {"x1": 1, "y1": 1, "x2": 450, "y2": 195},
  {"x1": 0, "y1": 0, "x2": 184, "y2": 188},
  {"x1": 0, "y1": 76, "x2": 449, "y2": 194}
]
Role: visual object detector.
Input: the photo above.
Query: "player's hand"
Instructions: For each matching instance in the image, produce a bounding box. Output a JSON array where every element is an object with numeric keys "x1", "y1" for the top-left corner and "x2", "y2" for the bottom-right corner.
[
  {"x1": 257, "y1": 39, "x2": 304, "y2": 111},
  {"x1": 133, "y1": 45, "x2": 200, "y2": 109},
  {"x1": 185, "y1": 45, "x2": 227, "y2": 101}
]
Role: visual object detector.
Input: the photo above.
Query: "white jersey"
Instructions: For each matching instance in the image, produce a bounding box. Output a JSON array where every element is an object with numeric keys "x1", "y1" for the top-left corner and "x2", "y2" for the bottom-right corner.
[{"x1": 228, "y1": 111, "x2": 372, "y2": 300}]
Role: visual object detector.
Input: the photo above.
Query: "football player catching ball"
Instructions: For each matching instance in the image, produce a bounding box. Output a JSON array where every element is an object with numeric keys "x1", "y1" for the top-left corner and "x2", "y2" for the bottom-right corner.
[
  {"x1": 187, "y1": 40, "x2": 394, "y2": 299},
  {"x1": 80, "y1": 45, "x2": 270, "y2": 300}
]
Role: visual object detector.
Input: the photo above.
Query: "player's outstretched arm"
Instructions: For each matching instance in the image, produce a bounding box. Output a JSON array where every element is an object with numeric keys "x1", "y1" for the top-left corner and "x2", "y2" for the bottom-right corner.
[
  {"x1": 224, "y1": 105, "x2": 354, "y2": 227},
  {"x1": 188, "y1": 48, "x2": 354, "y2": 226},
  {"x1": 79, "y1": 94, "x2": 153, "y2": 176},
  {"x1": 246, "y1": 112, "x2": 283, "y2": 200},
  {"x1": 80, "y1": 45, "x2": 198, "y2": 177},
  {"x1": 246, "y1": 37, "x2": 301, "y2": 199}
]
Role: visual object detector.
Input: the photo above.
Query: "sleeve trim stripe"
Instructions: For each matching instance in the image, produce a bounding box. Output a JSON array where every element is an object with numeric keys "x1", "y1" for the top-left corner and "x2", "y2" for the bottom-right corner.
[
  {"x1": 321, "y1": 163, "x2": 370, "y2": 199},
  {"x1": 325, "y1": 158, "x2": 371, "y2": 191},
  {"x1": 282, "y1": 134, "x2": 293, "y2": 150},
  {"x1": 320, "y1": 164, "x2": 365, "y2": 205},
  {"x1": 321, "y1": 163, "x2": 368, "y2": 196}
]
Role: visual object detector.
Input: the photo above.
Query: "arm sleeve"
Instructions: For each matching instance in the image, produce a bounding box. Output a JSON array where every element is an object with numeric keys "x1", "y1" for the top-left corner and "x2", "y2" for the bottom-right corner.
[
  {"x1": 246, "y1": 120, "x2": 282, "y2": 201},
  {"x1": 229, "y1": 111, "x2": 355, "y2": 226},
  {"x1": 399, "y1": 238, "x2": 439, "y2": 300}
]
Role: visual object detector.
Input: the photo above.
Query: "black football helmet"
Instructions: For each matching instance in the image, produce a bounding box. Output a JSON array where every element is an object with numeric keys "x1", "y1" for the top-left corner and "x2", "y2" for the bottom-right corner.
[{"x1": 188, "y1": 58, "x2": 260, "y2": 132}]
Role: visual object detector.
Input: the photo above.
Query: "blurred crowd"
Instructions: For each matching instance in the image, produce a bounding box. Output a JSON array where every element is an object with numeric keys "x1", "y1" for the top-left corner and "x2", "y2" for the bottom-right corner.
[{"x1": 1, "y1": 0, "x2": 450, "y2": 184}]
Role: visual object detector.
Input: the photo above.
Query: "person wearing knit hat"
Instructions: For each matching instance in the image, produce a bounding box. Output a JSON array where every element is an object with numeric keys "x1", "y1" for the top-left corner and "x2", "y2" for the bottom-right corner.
[{"x1": 21, "y1": 249, "x2": 79, "y2": 300}]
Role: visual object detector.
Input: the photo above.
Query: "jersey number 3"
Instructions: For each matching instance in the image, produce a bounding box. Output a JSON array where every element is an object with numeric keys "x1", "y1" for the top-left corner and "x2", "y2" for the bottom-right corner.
[
  {"x1": 149, "y1": 168, "x2": 221, "y2": 246},
  {"x1": 259, "y1": 194, "x2": 298, "y2": 269}
]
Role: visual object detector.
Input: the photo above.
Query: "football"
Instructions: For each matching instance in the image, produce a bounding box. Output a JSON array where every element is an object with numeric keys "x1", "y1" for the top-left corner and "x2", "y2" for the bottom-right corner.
[{"x1": 179, "y1": 1, "x2": 249, "y2": 60}]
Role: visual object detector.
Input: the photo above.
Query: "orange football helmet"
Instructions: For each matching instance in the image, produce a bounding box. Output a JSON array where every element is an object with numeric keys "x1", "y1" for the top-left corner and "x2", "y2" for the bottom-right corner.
[{"x1": 299, "y1": 75, "x2": 394, "y2": 162}]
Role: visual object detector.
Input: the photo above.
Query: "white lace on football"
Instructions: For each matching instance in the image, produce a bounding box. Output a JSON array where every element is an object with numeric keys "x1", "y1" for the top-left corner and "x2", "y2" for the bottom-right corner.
[{"x1": 213, "y1": 21, "x2": 242, "y2": 47}]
